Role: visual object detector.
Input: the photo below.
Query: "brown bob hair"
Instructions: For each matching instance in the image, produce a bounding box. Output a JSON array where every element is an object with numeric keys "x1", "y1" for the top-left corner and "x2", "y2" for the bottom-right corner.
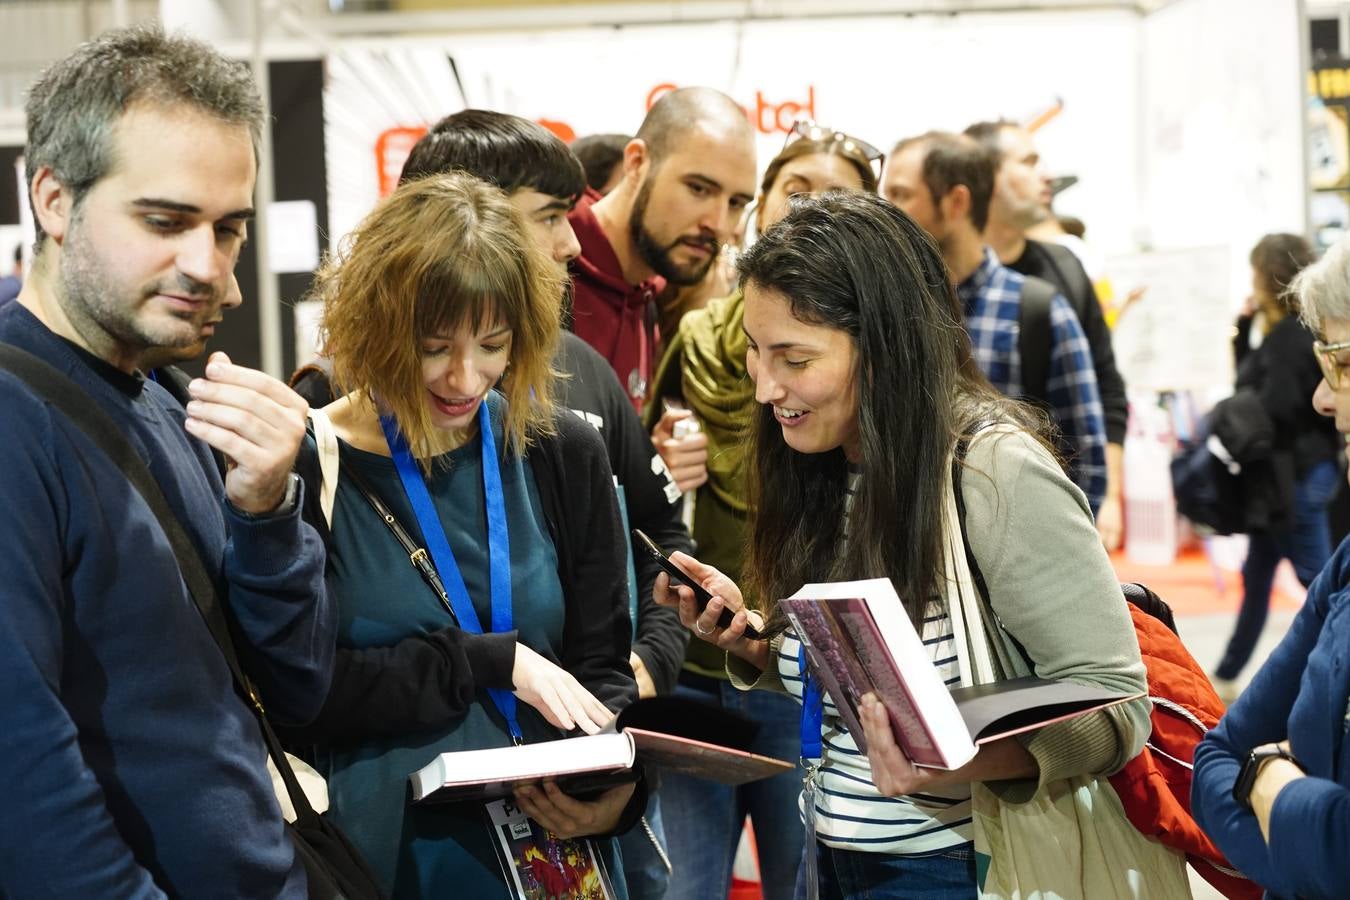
[{"x1": 315, "y1": 172, "x2": 563, "y2": 462}]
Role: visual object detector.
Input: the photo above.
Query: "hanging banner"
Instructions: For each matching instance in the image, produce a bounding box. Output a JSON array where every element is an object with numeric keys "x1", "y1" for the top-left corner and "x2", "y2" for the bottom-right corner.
[{"x1": 1309, "y1": 58, "x2": 1350, "y2": 249}]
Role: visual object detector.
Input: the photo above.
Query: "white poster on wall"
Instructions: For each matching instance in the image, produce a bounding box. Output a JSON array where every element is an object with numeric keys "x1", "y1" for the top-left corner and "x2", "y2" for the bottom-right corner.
[
  {"x1": 1108, "y1": 245, "x2": 1233, "y2": 393},
  {"x1": 266, "y1": 200, "x2": 320, "y2": 274}
]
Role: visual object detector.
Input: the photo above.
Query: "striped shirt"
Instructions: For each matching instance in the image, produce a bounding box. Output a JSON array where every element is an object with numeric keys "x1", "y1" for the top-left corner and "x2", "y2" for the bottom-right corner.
[{"x1": 783, "y1": 466, "x2": 972, "y2": 853}]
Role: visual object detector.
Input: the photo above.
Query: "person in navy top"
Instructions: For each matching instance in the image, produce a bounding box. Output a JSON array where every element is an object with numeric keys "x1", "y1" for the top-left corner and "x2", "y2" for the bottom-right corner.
[
  {"x1": 0, "y1": 24, "x2": 333, "y2": 898},
  {"x1": 1193, "y1": 233, "x2": 1350, "y2": 900}
]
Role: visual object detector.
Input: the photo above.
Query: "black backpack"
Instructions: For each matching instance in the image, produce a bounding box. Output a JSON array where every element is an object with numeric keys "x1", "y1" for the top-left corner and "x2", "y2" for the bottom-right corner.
[{"x1": 1016, "y1": 275, "x2": 1058, "y2": 406}]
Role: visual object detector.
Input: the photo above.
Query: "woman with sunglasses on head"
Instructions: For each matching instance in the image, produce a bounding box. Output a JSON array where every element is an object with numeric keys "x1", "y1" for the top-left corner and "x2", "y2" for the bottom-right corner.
[
  {"x1": 294, "y1": 172, "x2": 641, "y2": 897},
  {"x1": 1192, "y1": 234, "x2": 1350, "y2": 900},
  {"x1": 1210, "y1": 234, "x2": 1338, "y2": 703},
  {"x1": 645, "y1": 122, "x2": 883, "y2": 900},
  {"x1": 655, "y1": 192, "x2": 1154, "y2": 899}
]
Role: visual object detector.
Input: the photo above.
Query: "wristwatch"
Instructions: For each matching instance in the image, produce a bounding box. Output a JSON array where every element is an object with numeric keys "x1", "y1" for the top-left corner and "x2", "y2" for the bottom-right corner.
[{"x1": 1232, "y1": 744, "x2": 1303, "y2": 809}]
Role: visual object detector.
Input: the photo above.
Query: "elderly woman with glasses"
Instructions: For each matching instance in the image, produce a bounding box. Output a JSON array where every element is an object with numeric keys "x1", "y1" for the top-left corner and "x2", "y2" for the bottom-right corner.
[
  {"x1": 1209, "y1": 234, "x2": 1340, "y2": 703},
  {"x1": 1192, "y1": 234, "x2": 1350, "y2": 900}
]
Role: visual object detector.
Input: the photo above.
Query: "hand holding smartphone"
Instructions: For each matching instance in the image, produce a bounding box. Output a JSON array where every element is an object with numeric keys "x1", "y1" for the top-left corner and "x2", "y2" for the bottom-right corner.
[{"x1": 633, "y1": 529, "x2": 763, "y2": 640}]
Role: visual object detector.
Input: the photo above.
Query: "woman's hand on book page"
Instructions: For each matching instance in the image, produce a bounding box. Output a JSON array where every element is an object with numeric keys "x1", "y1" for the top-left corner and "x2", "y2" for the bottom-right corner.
[
  {"x1": 512, "y1": 643, "x2": 614, "y2": 735},
  {"x1": 513, "y1": 780, "x2": 636, "y2": 839}
]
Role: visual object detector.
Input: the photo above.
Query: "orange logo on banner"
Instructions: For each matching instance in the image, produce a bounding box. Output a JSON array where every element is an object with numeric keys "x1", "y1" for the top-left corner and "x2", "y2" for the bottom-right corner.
[
  {"x1": 538, "y1": 119, "x2": 576, "y2": 143},
  {"x1": 375, "y1": 126, "x2": 429, "y2": 197},
  {"x1": 374, "y1": 120, "x2": 579, "y2": 195},
  {"x1": 645, "y1": 83, "x2": 817, "y2": 135}
]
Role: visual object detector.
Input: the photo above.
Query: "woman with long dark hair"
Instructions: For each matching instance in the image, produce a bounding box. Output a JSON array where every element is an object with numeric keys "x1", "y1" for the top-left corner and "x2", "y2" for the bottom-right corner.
[
  {"x1": 656, "y1": 192, "x2": 1152, "y2": 898},
  {"x1": 645, "y1": 122, "x2": 883, "y2": 900}
]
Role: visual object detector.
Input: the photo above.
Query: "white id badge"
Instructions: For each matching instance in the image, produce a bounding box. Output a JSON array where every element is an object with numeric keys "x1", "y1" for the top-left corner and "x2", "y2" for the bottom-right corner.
[{"x1": 485, "y1": 798, "x2": 617, "y2": 899}]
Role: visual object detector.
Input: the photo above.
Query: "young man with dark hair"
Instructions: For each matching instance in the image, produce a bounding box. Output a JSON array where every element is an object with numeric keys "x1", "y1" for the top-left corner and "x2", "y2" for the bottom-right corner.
[
  {"x1": 0, "y1": 24, "x2": 334, "y2": 896},
  {"x1": 884, "y1": 131, "x2": 1108, "y2": 511},
  {"x1": 568, "y1": 87, "x2": 757, "y2": 412},
  {"x1": 965, "y1": 118, "x2": 1128, "y2": 547}
]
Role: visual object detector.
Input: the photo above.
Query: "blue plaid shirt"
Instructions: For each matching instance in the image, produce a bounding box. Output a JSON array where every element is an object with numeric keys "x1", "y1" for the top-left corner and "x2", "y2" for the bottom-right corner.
[{"x1": 958, "y1": 248, "x2": 1107, "y2": 512}]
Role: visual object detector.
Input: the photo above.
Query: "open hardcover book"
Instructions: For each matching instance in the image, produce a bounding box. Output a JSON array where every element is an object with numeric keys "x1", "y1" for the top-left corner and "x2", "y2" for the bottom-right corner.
[
  {"x1": 781, "y1": 578, "x2": 1142, "y2": 771},
  {"x1": 410, "y1": 695, "x2": 795, "y2": 803}
]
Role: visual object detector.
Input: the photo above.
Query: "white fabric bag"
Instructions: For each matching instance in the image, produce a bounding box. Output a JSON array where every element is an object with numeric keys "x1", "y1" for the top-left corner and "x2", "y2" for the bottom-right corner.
[{"x1": 940, "y1": 449, "x2": 1191, "y2": 899}]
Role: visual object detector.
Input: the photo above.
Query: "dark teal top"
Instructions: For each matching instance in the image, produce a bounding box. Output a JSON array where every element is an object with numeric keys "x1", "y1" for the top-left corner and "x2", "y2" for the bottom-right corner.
[{"x1": 315, "y1": 393, "x2": 619, "y2": 898}]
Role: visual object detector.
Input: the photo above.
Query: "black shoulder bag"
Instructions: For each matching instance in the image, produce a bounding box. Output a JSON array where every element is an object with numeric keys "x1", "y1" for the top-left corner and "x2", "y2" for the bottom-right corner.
[{"x1": 0, "y1": 344, "x2": 386, "y2": 900}]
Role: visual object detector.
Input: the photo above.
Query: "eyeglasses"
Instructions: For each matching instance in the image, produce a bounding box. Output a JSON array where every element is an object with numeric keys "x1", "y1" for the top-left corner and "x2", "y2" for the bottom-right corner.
[
  {"x1": 1313, "y1": 339, "x2": 1350, "y2": 389},
  {"x1": 782, "y1": 119, "x2": 885, "y2": 183}
]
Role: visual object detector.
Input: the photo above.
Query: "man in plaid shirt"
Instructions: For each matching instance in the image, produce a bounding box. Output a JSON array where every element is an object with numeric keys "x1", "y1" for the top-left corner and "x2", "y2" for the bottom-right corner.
[{"x1": 883, "y1": 130, "x2": 1107, "y2": 512}]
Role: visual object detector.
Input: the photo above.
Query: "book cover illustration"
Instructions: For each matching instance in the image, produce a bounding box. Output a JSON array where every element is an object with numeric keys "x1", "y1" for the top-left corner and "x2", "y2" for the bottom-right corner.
[
  {"x1": 784, "y1": 596, "x2": 947, "y2": 766},
  {"x1": 782, "y1": 602, "x2": 868, "y2": 745},
  {"x1": 828, "y1": 599, "x2": 945, "y2": 767},
  {"x1": 487, "y1": 798, "x2": 615, "y2": 900}
]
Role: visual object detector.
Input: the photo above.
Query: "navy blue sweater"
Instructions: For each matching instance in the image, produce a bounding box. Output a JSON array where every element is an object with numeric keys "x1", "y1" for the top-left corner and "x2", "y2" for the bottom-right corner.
[
  {"x1": 0, "y1": 303, "x2": 335, "y2": 898},
  {"x1": 1193, "y1": 535, "x2": 1350, "y2": 898}
]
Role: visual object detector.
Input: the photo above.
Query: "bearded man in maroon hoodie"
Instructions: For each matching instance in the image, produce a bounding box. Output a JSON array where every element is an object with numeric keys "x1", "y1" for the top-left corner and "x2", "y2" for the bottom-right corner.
[{"x1": 568, "y1": 86, "x2": 757, "y2": 412}]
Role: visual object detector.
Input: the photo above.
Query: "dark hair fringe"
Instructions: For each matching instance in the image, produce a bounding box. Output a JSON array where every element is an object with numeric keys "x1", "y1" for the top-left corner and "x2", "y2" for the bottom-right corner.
[{"x1": 400, "y1": 109, "x2": 586, "y2": 202}]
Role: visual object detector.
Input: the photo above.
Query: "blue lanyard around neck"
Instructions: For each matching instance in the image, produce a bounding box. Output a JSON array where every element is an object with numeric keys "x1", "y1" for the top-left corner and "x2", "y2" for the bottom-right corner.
[
  {"x1": 798, "y1": 641, "x2": 823, "y2": 763},
  {"x1": 380, "y1": 400, "x2": 521, "y2": 743}
]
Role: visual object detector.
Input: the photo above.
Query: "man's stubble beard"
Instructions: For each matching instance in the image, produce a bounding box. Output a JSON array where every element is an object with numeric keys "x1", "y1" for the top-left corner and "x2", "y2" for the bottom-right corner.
[
  {"x1": 60, "y1": 214, "x2": 223, "y2": 364},
  {"x1": 628, "y1": 175, "x2": 717, "y2": 287}
]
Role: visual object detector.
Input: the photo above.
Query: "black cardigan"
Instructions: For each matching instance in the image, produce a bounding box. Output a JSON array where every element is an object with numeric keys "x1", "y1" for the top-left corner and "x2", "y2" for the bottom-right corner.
[
  {"x1": 291, "y1": 334, "x2": 693, "y2": 696},
  {"x1": 288, "y1": 409, "x2": 638, "y2": 743},
  {"x1": 286, "y1": 409, "x2": 646, "y2": 831}
]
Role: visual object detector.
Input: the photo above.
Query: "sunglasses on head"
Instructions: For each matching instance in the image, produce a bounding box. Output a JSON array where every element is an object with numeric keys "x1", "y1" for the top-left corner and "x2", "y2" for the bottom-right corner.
[{"x1": 781, "y1": 119, "x2": 885, "y2": 183}]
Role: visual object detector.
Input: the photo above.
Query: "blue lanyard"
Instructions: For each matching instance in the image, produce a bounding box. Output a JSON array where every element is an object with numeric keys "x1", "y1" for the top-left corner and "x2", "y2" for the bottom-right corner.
[
  {"x1": 380, "y1": 401, "x2": 522, "y2": 743},
  {"x1": 798, "y1": 641, "x2": 823, "y2": 763}
]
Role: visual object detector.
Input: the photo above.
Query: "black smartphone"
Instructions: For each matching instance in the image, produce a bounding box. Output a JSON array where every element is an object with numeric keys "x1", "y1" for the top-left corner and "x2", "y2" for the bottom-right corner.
[{"x1": 632, "y1": 528, "x2": 762, "y2": 640}]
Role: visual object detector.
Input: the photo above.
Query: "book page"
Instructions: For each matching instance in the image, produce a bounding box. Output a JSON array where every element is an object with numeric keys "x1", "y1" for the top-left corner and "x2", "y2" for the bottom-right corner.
[{"x1": 625, "y1": 728, "x2": 794, "y2": 784}]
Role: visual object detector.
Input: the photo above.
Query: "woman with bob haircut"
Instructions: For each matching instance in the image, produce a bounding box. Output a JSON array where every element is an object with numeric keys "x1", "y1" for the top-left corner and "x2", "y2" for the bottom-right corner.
[
  {"x1": 656, "y1": 191, "x2": 1152, "y2": 898},
  {"x1": 294, "y1": 172, "x2": 641, "y2": 897},
  {"x1": 646, "y1": 122, "x2": 883, "y2": 900},
  {"x1": 1192, "y1": 233, "x2": 1350, "y2": 900}
]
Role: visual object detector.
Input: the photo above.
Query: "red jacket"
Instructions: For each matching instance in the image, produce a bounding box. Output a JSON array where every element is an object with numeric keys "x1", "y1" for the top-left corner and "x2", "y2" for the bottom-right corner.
[
  {"x1": 567, "y1": 190, "x2": 664, "y2": 412},
  {"x1": 1108, "y1": 603, "x2": 1259, "y2": 899}
]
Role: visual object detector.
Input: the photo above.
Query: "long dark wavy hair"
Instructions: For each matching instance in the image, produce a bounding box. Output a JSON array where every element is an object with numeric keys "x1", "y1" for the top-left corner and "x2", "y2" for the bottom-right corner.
[{"x1": 737, "y1": 191, "x2": 1051, "y2": 630}]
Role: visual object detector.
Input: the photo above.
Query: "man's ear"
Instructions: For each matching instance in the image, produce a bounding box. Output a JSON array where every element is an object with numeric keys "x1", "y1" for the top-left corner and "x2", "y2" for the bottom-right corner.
[
  {"x1": 30, "y1": 167, "x2": 73, "y2": 244},
  {"x1": 943, "y1": 184, "x2": 972, "y2": 225},
  {"x1": 622, "y1": 138, "x2": 649, "y2": 186}
]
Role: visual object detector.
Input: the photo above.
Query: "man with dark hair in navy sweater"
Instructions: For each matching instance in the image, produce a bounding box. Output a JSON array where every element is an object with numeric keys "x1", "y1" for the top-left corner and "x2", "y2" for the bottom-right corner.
[{"x1": 0, "y1": 25, "x2": 334, "y2": 898}]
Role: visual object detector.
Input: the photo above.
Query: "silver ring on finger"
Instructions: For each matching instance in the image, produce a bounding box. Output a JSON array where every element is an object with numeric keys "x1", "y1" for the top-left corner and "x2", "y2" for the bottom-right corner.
[{"x1": 695, "y1": 620, "x2": 715, "y2": 636}]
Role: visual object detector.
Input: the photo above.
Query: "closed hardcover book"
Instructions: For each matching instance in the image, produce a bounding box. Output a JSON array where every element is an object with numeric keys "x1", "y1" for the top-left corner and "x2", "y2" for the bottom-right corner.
[
  {"x1": 410, "y1": 696, "x2": 795, "y2": 803},
  {"x1": 782, "y1": 578, "x2": 1141, "y2": 770}
]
